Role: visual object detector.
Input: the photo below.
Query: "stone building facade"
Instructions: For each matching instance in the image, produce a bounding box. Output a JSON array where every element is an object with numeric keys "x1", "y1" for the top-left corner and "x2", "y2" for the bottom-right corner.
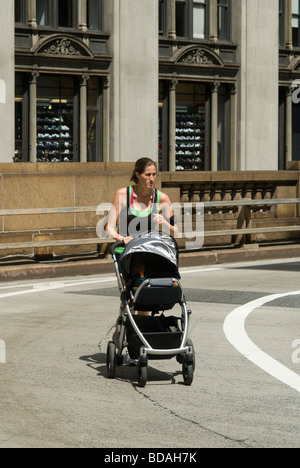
[{"x1": 0, "y1": 1, "x2": 299, "y2": 170}]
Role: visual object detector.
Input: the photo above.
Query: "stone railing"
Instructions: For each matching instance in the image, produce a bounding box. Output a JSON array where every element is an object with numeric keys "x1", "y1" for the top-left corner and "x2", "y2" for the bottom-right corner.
[
  {"x1": 0, "y1": 163, "x2": 299, "y2": 257},
  {"x1": 161, "y1": 169, "x2": 300, "y2": 246}
]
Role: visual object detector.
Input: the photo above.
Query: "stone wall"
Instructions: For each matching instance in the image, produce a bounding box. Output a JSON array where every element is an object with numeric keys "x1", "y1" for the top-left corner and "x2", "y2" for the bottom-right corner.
[{"x1": 0, "y1": 163, "x2": 299, "y2": 257}]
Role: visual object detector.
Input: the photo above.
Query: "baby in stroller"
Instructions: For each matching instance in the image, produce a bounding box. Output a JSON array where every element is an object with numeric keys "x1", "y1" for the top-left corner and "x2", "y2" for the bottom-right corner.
[
  {"x1": 128, "y1": 254, "x2": 148, "y2": 308},
  {"x1": 107, "y1": 231, "x2": 195, "y2": 387}
]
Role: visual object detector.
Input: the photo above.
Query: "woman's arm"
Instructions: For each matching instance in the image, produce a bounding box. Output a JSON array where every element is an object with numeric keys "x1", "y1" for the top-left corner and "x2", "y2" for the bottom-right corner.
[
  {"x1": 154, "y1": 192, "x2": 179, "y2": 238},
  {"x1": 106, "y1": 188, "x2": 133, "y2": 244}
]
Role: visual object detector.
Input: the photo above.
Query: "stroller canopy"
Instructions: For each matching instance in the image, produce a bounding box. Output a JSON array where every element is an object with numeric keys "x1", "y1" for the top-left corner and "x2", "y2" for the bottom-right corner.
[{"x1": 120, "y1": 231, "x2": 180, "y2": 281}]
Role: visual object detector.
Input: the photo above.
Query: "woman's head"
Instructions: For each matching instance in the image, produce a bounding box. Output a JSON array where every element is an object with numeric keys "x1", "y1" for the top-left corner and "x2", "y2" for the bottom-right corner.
[{"x1": 130, "y1": 158, "x2": 157, "y2": 185}]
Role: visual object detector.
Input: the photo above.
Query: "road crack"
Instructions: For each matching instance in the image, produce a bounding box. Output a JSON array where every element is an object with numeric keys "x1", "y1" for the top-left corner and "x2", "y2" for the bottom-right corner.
[{"x1": 133, "y1": 386, "x2": 255, "y2": 448}]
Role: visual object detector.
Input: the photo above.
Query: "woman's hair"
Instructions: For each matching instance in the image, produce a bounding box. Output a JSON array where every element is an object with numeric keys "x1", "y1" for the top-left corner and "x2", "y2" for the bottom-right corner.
[{"x1": 130, "y1": 157, "x2": 157, "y2": 184}]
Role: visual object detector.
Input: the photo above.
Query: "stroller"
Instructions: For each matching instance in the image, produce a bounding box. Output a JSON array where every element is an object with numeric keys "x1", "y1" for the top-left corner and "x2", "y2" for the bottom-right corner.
[{"x1": 107, "y1": 231, "x2": 195, "y2": 387}]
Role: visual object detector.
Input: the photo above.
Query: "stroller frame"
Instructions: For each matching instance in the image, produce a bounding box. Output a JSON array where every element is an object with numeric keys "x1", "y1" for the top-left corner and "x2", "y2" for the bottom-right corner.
[{"x1": 107, "y1": 235, "x2": 195, "y2": 387}]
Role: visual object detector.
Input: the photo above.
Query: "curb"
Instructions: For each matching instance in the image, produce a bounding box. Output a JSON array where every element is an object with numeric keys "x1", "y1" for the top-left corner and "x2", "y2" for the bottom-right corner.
[{"x1": 0, "y1": 244, "x2": 299, "y2": 282}]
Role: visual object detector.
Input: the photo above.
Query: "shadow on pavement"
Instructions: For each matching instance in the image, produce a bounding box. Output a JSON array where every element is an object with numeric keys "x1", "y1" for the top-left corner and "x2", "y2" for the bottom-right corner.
[{"x1": 79, "y1": 352, "x2": 180, "y2": 386}]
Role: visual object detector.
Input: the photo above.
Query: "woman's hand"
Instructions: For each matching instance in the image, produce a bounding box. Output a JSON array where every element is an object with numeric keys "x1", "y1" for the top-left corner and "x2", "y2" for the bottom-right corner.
[
  {"x1": 153, "y1": 213, "x2": 166, "y2": 228},
  {"x1": 119, "y1": 236, "x2": 133, "y2": 245}
]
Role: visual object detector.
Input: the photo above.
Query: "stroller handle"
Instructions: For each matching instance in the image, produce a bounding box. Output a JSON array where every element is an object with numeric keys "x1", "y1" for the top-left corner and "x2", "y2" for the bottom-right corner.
[{"x1": 111, "y1": 240, "x2": 125, "y2": 256}]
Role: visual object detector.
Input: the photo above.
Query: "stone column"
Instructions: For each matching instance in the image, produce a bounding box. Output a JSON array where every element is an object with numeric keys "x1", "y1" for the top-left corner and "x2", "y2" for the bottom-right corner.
[
  {"x1": 27, "y1": 0, "x2": 37, "y2": 28},
  {"x1": 29, "y1": 70, "x2": 39, "y2": 163},
  {"x1": 80, "y1": 73, "x2": 89, "y2": 162},
  {"x1": 105, "y1": 0, "x2": 158, "y2": 163},
  {"x1": 103, "y1": 77, "x2": 110, "y2": 162},
  {"x1": 27, "y1": 0, "x2": 38, "y2": 46},
  {"x1": 286, "y1": 85, "x2": 293, "y2": 164},
  {"x1": 169, "y1": 77, "x2": 177, "y2": 172},
  {"x1": 209, "y1": 0, "x2": 218, "y2": 43},
  {"x1": 78, "y1": 0, "x2": 88, "y2": 32},
  {"x1": 285, "y1": 0, "x2": 293, "y2": 50},
  {"x1": 168, "y1": 0, "x2": 176, "y2": 40},
  {"x1": 211, "y1": 82, "x2": 219, "y2": 171},
  {"x1": 232, "y1": 0, "x2": 279, "y2": 170}
]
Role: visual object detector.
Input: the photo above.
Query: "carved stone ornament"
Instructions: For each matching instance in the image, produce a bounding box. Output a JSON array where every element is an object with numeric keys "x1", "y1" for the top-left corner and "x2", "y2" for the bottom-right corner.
[
  {"x1": 43, "y1": 38, "x2": 82, "y2": 56},
  {"x1": 175, "y1": 46, "x2": 223, "y2": 67},
  {"x1": 181, "y1": 48, "x2": 212, "y2": 65},
  {"x1": 33, "y1": 35, "x2": 94, "y2": 59}
]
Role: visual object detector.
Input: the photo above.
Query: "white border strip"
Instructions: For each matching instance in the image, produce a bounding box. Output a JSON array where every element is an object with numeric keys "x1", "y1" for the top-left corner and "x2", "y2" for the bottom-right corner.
[{"x1": 224, "y1": 291, "x2": 300, "y2": 393}]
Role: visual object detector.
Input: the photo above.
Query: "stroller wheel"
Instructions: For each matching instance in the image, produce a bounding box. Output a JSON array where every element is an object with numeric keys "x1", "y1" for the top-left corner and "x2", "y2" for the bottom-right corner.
[
  {"x1": 182, "y1": 362, "x2": 194, "y2": 386},
  {"x1": 137, "y1": 364, "x2": 147, "y2": 388},
  {"x1": 177, "y1": 339, "x2": 195, "y2": 371},
  {"x1": 182, "y1": 339, "x2": 195, "y2": 386},
  {"x1": 186, "y1": 338, "x2": 196, "y2": 371},
  {"x1": 107, "y1": 341, "x2": 117, "y2": 379}
]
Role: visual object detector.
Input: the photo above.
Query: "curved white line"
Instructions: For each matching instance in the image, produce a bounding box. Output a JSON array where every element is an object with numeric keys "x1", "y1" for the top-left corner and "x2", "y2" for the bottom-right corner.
[{"x1": 224, "y1": 291, "x2": 300, "y2": 394}]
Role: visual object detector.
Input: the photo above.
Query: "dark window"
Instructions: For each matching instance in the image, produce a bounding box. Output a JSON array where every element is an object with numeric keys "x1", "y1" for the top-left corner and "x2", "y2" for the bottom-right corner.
[
  {"x1": 176, "y1": 0, "x2": 209, "y2": 40},
  {"x1": 293, "y1": 101, "x2": 300, "y2": 161},
  {"x1": 278, "y1": 87, "x2": 286, "y2": 170},
  {"x1": 15, "y1": 73, "x2": 29, "y2": 162},
  {"x1": 87, "y1": 78, "x2": 103, "y2": 162},
  {"x1": 217, "y1": 85, "x2": 230, "y2": 170},
  {"x1": 176, "y1": 0, "x2": 187, "y2": 38},
  {"x1": 158, "y1": 81, "x2": 169, "y2": 171},
  {"x1": 87, "y1": 0, "x2": 102, "y2": 31},
  {"x1": 37, "y1": 76, "x2": 78, "y2": 162},
  {"x1": 58, "y1": 0, "x2": 74, "y2": 28},
  {"x1": 15, "y1": 0, "x2": 26, "y2": 24},
  {"x1": 37, "y1": 0, "x2": 50, "y2": 26},
  {"x1": 175, "y1": 83, "x2": 207, "y2": 171},
  {"x1": 193, "y1": 0, "x2": 207, "y2": 40},
  {"x1": 36, "y1": 0, "x2": 76, "y2": 29},
  {"x1": 293, "y1": 0, "x2": 300, "y2": 47},
  {"x1": 218, "y1": 0, "x2": 231, "y2": 41},
  {"x1": 159, "y1": 0, "x2": 167, "y2": 36},
  {"x1": 279, "y1": 0, "x2": 285, "y2": 46}
]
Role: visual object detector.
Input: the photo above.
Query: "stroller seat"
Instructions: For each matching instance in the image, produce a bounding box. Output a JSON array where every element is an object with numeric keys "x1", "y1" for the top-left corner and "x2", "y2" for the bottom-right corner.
[{"x1": 132, "y1": 277, "x2": 182, "y2": 312}]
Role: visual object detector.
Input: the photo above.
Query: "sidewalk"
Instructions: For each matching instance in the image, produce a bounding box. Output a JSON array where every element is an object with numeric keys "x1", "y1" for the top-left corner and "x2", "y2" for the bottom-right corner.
[{"x1": 0, "y1": 243, "x2": 300, "y2": 282}]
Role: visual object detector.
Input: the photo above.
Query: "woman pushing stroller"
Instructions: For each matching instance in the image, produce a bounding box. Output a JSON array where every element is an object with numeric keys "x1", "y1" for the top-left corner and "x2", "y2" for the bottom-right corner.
[
  {"x1": 106, "y1": 157, "x2": 178, "y2": 244},
  {"x1": 105, "y1": 158, "x2": 195, "y2": 386},
  {"x1": 106, "y1": 157, "x2": 178, "y2": 313}
]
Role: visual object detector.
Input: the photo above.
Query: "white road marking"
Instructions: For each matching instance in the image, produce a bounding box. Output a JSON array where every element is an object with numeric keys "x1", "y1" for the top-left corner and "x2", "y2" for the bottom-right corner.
[
  {"x1": 0, "y1": 277, "x2": 116, "y2": 302},
  {"x1": 224, "y1": 291, "x2": 300, "y2": 393},
  {"x1": 180, "y1": 267, "x2": 224, "y2": 274}
]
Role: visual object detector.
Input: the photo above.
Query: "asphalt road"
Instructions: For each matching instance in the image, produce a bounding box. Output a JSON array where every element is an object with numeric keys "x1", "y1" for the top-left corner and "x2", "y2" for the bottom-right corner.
[{"x1": 0, "y1": 257, "x2": 300, "y2": 448}]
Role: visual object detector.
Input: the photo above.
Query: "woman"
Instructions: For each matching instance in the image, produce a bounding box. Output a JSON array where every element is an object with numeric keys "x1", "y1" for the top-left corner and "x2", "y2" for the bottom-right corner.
[{"x1": 106, "y1": 157, "x2": 178, "y2": 243}]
